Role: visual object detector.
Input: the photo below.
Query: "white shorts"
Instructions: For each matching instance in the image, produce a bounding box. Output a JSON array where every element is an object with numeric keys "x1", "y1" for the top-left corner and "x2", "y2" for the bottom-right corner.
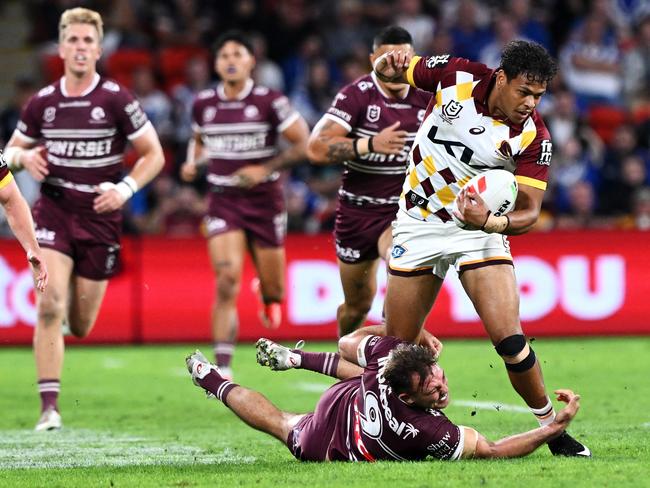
[{"x1": 389, "y1": 209, "x2": 513, "y2": 279}]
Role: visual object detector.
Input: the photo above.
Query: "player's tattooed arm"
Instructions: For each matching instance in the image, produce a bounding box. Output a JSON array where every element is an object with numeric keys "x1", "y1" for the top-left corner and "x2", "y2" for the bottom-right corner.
[{"x1": 307, "y1": 118, "x2": 356, "y2": 164}]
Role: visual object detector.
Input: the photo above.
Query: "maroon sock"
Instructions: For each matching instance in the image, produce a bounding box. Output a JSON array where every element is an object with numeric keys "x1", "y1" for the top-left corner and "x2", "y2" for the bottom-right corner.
[
  {"x1": 38, "y1": 379, "x2": 60, "y2": 412},
  {"x1": 296, "y1": 351, "x2": 340, "y2": 377},
  {"x1": 198, "y1": 371, "x2": 238, "y2": 404},
  {"x1": 213, "y1": 341, "x2": 234, "y2": 369}
]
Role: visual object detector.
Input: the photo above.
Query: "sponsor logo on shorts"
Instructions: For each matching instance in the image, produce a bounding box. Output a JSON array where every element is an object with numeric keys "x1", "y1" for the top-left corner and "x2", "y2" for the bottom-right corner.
[
  {"x1": 335, "y1": 242, "x2": 361, "y2": 261},
  {"x1": 35, "y1": 227, "x2": 55, "y2": 243},
  {"x1": 105, "y1": 245, "x2": 119, "y2": 272},
  {"x1": 391, "y1": 245, "x2": 406, "y2": 258}
]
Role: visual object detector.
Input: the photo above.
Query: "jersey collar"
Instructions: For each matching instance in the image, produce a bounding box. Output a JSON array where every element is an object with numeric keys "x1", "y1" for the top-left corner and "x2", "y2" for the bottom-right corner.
[
  {"x1": 60, "y1": 73, "x2": 100, "y2": 98},
  {"x1": 217, "y1": 78, "x2": 254, "y2": 101}
]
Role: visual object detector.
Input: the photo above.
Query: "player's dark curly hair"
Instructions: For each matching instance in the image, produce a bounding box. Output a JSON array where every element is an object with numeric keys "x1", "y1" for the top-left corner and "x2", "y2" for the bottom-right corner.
[
  {"x1": 373, "y1": 25, "x2": 413, "y2": 50},
  {"x1": 214, "y1": 29, "x2": 254, "y2": 55},
  {"x1": 499, "y1": 40, "x2": 557, "y2": 84},
  {"x1": 383, "y1": 343, "x2": 437, "y2": 395}
]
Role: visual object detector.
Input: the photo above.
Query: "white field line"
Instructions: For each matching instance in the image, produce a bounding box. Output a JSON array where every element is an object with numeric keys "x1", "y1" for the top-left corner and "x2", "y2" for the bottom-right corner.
[
  {"x1": 101, "y1": 357, "x2": 126, "y2": 369},
  {"x1": 642, "y1": 422, "x2": 650, "y2": 428},
  {"x1": 296, "y1": 382, "x2": 332, "y2": 393},
  {"x1": 0, "y1": 429, "x2": 256, "y2": 469}
]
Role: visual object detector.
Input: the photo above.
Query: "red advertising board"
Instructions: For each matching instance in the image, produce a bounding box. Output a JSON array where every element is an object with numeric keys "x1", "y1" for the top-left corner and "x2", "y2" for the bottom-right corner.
[{"x1": 1, "y1": 230, "x2": 649, "y2": 345}]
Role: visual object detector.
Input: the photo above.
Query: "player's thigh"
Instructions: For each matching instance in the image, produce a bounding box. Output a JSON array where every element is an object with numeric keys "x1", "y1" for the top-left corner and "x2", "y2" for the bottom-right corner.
[
  {"x1": 36, "y1": 249, "x2": 74, "y2": 320},
  {"x1": 207, "y1": 230, "x2": 247, "y2": 296},
  {"x1": 384, "y1": 273, "x2": 444, "y2": 342},
  {"x1": 250, "y1": 243, "x2": 285, "y2": 296},
  {"x1": 338, "y1": 258, "x2": 380, "y2": 308},
  {"x1": 459, "y1": 264, "x2": 521, "y2": 343},
  {"x1": 68, "y1": 276, "x2": 109, "y2": 333},
  {"x1": 376, "y1": 225, "x2": 393, "y2": 261}
]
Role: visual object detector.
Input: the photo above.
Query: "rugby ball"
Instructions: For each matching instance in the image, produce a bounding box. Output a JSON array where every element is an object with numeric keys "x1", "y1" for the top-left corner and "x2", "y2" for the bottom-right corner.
[{"x1": 451, "y1": 169, "x2": 518, "y2": 229}]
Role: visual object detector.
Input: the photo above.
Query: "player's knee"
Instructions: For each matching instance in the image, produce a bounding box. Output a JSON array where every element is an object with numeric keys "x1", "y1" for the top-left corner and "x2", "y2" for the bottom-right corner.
[
  {"x1": 37, "y1": 297, "x2": 66, "y2": 326},
  {"x1": 494, "y1": 334, "x2": 536, "y2": 373},
  {"x1": 68, "y1": 318, "x2": 93, "y2": 338},
  {"x1": 216, "y1": 273, "x2": 241, "y2": 301}
]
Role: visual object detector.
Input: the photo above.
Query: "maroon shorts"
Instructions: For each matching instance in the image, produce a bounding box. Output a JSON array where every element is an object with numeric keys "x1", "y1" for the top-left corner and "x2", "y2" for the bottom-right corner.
[
  {"x1": 334, "y1": 202, "x2": 398, "y2": 264},
  {"x1": 204, "y1": 185, "x2": 286, "y2": 248},
  {"x1": 32, "y1": 196, "x2": 122, "y2": 280}
]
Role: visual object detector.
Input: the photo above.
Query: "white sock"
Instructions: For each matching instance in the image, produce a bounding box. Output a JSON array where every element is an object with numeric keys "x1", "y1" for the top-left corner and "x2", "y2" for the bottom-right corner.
[{"x1": 530, "y1": 397, "x2": 555, "y2": 427}]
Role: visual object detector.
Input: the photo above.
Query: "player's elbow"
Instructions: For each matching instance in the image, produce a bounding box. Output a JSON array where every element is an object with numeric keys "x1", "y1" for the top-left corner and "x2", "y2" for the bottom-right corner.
[
  {"x1": 337, "y1": 334, "x2": 357, "y2": 363},
  {"x1": 306, "y1": 138, "x2": 329, "y2": 165}
]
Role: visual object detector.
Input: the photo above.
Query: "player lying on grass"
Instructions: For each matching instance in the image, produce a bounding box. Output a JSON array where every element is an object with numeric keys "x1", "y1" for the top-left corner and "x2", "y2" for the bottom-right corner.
[{"x1": 186, "y1": 330, "x2": 581, "y2": 461}]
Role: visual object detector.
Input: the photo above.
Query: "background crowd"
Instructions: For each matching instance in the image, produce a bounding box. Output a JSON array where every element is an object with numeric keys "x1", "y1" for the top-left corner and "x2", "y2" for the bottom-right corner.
[{"x1": 2, "y1": 0, "x2": 650, "y2": 237}]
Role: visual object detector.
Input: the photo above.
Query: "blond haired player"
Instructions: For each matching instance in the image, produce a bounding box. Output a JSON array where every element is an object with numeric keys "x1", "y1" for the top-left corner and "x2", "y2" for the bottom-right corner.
[{"x1": 4, "y1": 7, "x2": 164, "y2": 431}]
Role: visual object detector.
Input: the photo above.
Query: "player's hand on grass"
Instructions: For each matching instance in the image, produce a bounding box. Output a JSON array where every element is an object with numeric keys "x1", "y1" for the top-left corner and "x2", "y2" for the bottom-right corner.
[
  {"x1": 552, "y1": 389, "x2": 580, "y2": 429},
  {"x1": 20, "y1": 146, "x2": 49, "y2": 181},
  {"x1": 27, "y1": 249, "x2": 48, "y2": 292},
  {"x1": 233, "y1": 164, "x2": 270, "y2": 189},
  {"x1": 373, "y1": 122, "x2": 408, "y2": 155},
  {"x1": 418, "y1": 329, "x2": 443, "y2": 359},
  {"x1": 453, "y1": 187, "x2": 490, "y2": 230}
]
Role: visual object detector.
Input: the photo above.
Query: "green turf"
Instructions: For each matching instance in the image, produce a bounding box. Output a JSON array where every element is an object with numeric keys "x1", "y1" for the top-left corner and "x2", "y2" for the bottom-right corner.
[{"x1": 1, "y1": 337, "x2": 649, "y2": 487}]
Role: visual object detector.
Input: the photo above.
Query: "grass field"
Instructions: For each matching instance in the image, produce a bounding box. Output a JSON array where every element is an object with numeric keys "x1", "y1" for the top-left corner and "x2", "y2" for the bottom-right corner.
[{"x1": 1, "y1": 337, "x2": 649, "y2": 487}]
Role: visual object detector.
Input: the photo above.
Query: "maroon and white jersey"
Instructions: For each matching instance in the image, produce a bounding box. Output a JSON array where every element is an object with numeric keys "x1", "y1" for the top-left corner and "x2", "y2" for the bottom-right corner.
[
  {"x1": 317, "y1": 336, "x2": 463, "y2": 461},
  {"x1": 191, "y1": 79, "x2": 300, "y2": 194},
  {"x1": 15, "y1": 73, "x2": 151, "y2": 213},
  {"x1": 400, "y1": 55, "x2": 552, "y2": 222},
  {"x1": 324, "y1": 73, "x2": 431, "y2": 207}
]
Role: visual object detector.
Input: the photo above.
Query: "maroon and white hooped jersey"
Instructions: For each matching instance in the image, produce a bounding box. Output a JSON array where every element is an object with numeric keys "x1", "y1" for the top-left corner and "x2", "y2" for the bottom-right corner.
[
  {"x1": 191, "y1": 79, "x2": 300, "y2": 193},
  {"x1": 15, "y1": 73, "x2": 151, "y2": 212},
  {"x1": 324, "y1": 73, "x2": 432, "y2": 207}
]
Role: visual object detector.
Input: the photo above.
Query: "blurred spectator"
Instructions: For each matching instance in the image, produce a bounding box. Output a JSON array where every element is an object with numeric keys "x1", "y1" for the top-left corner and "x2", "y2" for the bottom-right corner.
[
  {"x1": 395, "y1": 0, "x2": 436, "y2": 53},
  {"x1": 622, "y1": 14, "x2": 650, "y2": 109},
  {"x1": 555, "y1": 180, "x2": 607, "y2": 229},
  {"x1": 559, "y1": 13, "x2": 622, "y2": 109},
  {"x1": 251, "y1": 32, "x2": 285, "y2": 91},
  {"x1": 282, "y1": 34, "x2": 327, "y2": 94},
  {"x1": 480, "y1": 15, "x2": 527, "y2": 68},
  {"x1": 600, "y1": 153, "x2": 649, "y2": 215},
  {"x1": 508, "y1": 0, "x2": 550, "y2": 49},
  {"x1": 447, "y1": 0, "x2": 492, "y2": 60},
  {"x1": 601, "y1": 123, "x2": 647, "y2": 188},
  {"x1": 616, "y1": 186, "x2": 650, "y2": 229},
  {"x1": 338, "y1": 55, "x2": 367, "y2": 85},
  {"x1": 427, "y1": 28, "x2": 454, "y2": 55},
  {"x1": 324, "y1": 0, "x2": 374, "y2": 62},
  {"x1": 290, "y1": 58, "x2": 337, "y2": 127},
  {"x1": 132, "y1": 65, "x2": 174, "y2": 144}
]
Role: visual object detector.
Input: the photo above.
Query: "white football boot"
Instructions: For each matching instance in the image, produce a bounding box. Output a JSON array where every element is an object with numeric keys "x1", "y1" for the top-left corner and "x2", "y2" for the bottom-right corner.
[
  {"x1": 35, "y1": 407, "x2": 62, "y2": 432},
  {"x1": 255, "y1": 338, "x2": 304, "y2": 370}
]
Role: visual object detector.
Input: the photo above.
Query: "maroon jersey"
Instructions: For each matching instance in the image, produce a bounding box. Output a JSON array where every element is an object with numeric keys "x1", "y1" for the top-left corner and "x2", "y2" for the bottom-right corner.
[
  {"x1": 15, "y1": 74, "x2": 151, "y2": 214},
  {"x1": 325, "y1": 73, "x2": 431, "y2": 207},
  {"x1": 296, "y1": 336, "x2": 463, "y2": 462},
  {"x1": 191, "y1": 79, "x2": 300, "y2": 196}
]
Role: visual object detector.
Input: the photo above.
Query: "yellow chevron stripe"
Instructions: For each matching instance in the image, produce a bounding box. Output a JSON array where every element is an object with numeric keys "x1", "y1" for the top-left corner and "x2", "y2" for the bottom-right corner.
[
  {"x1": 406, "y1": 56, "x2": 420, "y2": 87},
  {"x1": 516, "y1": 175, "x2": 547, "y2": 190},
  {"x1": 0, "y1": 171, "x2": 14, "y2": 190},
  {"x1": 456, "y1": 81, "x2": 473, "y2": 101},
  {"x1": 422, "y1": 155, "x2": 437, "y2": 175}
]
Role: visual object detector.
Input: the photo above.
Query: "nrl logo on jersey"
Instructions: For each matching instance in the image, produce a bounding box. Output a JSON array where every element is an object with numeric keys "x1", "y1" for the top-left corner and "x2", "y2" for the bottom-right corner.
[
  {"x1": 43, "y1": 107, "x2": 56, "y2": 123},
  {"x1": 366, "y1": 105, "x2": 381, "y2": 123},
  {"x1": 441, "y1": 100, "x2": 462, "y2": 124}
]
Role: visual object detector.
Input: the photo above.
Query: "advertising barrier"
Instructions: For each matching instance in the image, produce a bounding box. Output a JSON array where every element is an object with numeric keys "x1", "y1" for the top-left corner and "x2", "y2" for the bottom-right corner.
[{"x1": 1, "y1": 230, "x2": 649, "y2": 345}]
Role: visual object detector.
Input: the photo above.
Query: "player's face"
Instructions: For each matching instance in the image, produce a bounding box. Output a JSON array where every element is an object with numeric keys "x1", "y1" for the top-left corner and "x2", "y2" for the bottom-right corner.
[
  {"x1": 215, "y1": 41, "x2": 255, "y2": 83},
  {"x1": 370, "y1": 43, "x2": 414, "y2": 92},
  {"x1": 58, "y1": 23, "x2": 102, "y2": 78},
  {"x1": 406, "y1": 364, "x2": 449, "y2": 409},
  {"x1": 496, "y1": 71, "x2": 546, "y2": 125}
]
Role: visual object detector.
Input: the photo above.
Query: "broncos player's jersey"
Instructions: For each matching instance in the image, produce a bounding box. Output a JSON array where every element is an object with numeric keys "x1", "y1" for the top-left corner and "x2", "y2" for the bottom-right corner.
[{"x1": 399, "y1": 55, "x2": 552, "y2": 223}]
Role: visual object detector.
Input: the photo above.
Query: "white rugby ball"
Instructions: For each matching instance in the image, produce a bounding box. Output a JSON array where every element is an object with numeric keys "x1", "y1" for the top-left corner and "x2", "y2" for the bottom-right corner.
[{"x1": 451, "y1": 169, "x2": 518, "y2": 229}]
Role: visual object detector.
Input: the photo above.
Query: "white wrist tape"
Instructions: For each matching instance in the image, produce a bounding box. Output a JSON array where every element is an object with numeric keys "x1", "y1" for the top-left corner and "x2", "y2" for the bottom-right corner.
[
  {"x1": 3, "y1": 146, "x2": 25, "y2": 170},
  {"x1": 99, "y1": 176, "x2": 138, "y2": 201}
]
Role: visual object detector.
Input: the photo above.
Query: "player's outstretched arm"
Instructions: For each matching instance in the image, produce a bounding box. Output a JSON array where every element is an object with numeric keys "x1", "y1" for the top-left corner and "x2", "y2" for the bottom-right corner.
[
  {"x1": 467, "y1": 390, "x2": 581, "y2": 459},
  {"x1": 3, "y1": 133, "x2": 48, "y2": 181},
  {"x1": 0, "y1": 179, "x2": 48, "y2": 291}
]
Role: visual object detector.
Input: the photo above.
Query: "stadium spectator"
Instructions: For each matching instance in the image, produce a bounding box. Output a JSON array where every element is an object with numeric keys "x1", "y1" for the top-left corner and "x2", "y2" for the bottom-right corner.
[
  {"x1": 447, "y1": 0, "x2": 492, "y2": 61},
  {"x1": 180, "y1": 30, "x2": 309, "y2": 378},
  {"x1": 616, "y1": 186, "x2": 650, "y2": 230},
  {"x1": 507, "y1": 0, "x2": 550, "y2": 49},
  {"x1": 394, "y1": 0, "x2": 436, "y2": 53},
  {"x1": 186, "y1": 332, "x2": 583, "y2": 461},
  {"x1": 251, "y1": 32, "x2": 285, "y2": 92},
  {"x1": 373, "y1": 40, "x2": 590, "y2": 456},
  {"x1": 600, "y1": 153, "x2": 649, "y2": 215},
  {"x1": 479, "y1": 15, "x2": 528, "y2": 69},
  {"x1": 290, "y1": 58, "x2": 337, "y2": 128},
  {"x1": 306, "y1": 26, "x2": 431, "y2": 336},
  {"x1": 555, "y1": 180, "x2": 604, "y2": 229},
  {"x1": 622, "y1": 14, "x2": 650, "y2": 110},
  {"x1": 131, "y1": 65, "x2": 174, "y2": 144},
  {"x1": 3, "y1": 7, "x2": 164, "y2": 431}
]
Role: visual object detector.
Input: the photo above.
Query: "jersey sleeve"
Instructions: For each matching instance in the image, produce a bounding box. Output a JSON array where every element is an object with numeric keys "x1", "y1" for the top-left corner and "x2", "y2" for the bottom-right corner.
[
  {"x1": 405, "y1": 55, "x2": 488, "y2": 93},
  {"x1": 323, "y1": 82, "x2": 365, "y2": 133},
  {"x1": 514, "y1": 113, "x2": 552, "y2": 191},
  {"x1": 269, "y1": 91, "x2": 301, "y2": 133},
  {"x1": 422, "y1": 418, "x2": 464, "y2": 461},
  {"x1": 108, "y1": 81, "x2": 151, "y2": 141},
  {"x1": 0, "y1": 153, "x2": 14, "y2": 190},
  {"x1": 15, "y1": 94, "x2": 43, "y2": 142},
  {"x1": 357, "y1": 335, "x2": 404, "y2": 367}
]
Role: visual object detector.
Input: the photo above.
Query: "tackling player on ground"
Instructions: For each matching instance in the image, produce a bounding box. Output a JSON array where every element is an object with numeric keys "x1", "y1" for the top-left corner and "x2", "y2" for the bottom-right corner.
[
  {"x1": 307, "y1": 26, "x2": 431, "y2": 336},
  {"x1": 180, "y1": 30, "x2": 309, "y2": 378},
  {"x1": 4, "y1": 8, "x2": 164, "y2": 431},
  {"x1": 186, "y1": 332, "x2": 582, "y2": 461},
  {"x1": 371, "y1": 40, "x2": 589, "y2": 456}
]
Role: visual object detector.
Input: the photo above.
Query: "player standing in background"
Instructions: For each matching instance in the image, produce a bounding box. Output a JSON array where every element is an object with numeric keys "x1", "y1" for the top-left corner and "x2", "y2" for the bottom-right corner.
[
  {"x1": 307, "y1": 26, "x2": 431, "y2": 337},
  {"x1": 0, "y1": 151, "x2": 47, "y2": 291},
  {"x1": 4, "y1": 7, "x2": 164, "y2": 431},
  {"x1": 371, "y1": 40, "x2": 590, "y2": 456},
  {"x1": 180, "y1": 30, "x2": 309, "y2": 379},
  {"x1": 186, "y1": 331, "x2": 582, "y2": 462}
]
